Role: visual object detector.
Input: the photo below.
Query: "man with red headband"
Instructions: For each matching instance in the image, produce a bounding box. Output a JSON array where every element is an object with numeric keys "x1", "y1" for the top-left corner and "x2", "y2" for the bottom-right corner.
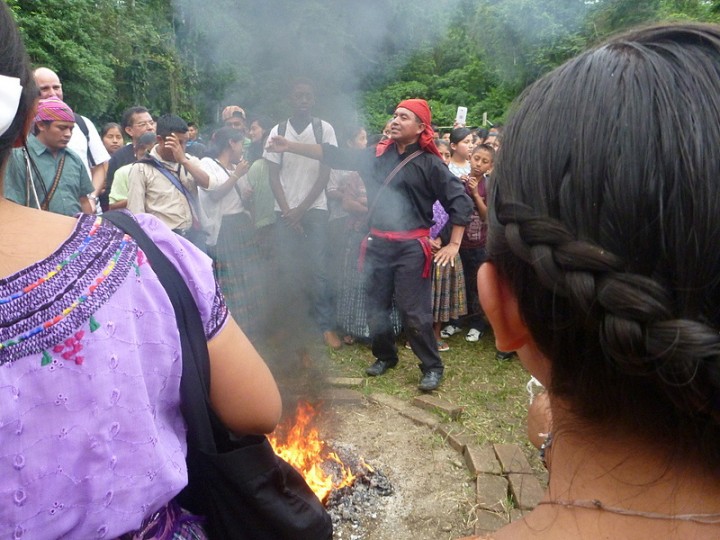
[
  {"x1": 266, "y1": 98, "x2": 472, "y2": 391},
  {"x1": 4, "y1": 97, "x2": 94, "y2": 216}
]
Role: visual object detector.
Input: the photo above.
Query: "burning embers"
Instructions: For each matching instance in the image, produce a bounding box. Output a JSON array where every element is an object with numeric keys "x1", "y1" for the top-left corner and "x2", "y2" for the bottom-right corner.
[
  {"x1": 269, "y1": 402, "x2": 393, "y2": 524},
  {"x1": 269, "y1": 401, "x2": 358, "y2": 502}
]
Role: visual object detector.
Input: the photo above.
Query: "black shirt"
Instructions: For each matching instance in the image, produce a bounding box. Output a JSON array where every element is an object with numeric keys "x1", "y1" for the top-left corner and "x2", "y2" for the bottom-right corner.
[{"x1": 322, "y1": 142, "x2": 472, "y2": 232}]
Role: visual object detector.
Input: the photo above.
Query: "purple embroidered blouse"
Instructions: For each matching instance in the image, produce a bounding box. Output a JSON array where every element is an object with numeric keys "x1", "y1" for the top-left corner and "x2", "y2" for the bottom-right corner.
[{"x1": 0, "y1": 213, "x2": 228, "y2": 539}]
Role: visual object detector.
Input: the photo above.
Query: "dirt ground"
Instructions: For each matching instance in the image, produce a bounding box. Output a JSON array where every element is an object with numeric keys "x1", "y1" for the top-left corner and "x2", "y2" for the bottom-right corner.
[{"x1": 318, "y1": 400, "x2": 477, "y2": 540}]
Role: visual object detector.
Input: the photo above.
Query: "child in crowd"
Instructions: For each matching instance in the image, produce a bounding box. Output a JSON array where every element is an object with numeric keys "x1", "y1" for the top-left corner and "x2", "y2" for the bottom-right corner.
[
  {"x1": 436, "y1": 139, "x2": 451, "y2": 164},
  {"x1": 456, "y1": 144, "x2": 493, "y2": 343},
  {"x1": 428, "y1": 200, "x2": 467, "y2": 352}
]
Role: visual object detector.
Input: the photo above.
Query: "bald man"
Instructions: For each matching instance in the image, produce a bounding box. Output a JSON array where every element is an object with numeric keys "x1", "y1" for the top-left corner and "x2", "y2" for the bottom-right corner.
[{"x1": 34, "y1": 67, "x2": 110, "y2": 206}]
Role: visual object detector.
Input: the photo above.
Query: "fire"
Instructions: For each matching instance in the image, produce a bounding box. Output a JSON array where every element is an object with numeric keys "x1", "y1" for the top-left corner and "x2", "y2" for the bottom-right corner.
[{"x1": 269, "y1": 401, "x2": 356, "y2": 502}]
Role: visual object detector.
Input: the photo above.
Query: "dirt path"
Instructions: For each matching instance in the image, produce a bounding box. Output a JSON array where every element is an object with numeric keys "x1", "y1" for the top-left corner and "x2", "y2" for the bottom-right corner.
[{"x1": 320, "y1": 400, "x2": 477, "y2": 540}]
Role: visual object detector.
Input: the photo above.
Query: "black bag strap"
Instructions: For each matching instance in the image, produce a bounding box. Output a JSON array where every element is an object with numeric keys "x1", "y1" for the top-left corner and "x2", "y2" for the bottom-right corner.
[
  {"x1": 73, "y1": 113, "x2": 96, "y2": 167},
  {"x1": 102, "y1": 211, "x2": 221, "y2": 452},
  {"x1": 365, "y1": 149, "x2": 422, "y2": 227}
]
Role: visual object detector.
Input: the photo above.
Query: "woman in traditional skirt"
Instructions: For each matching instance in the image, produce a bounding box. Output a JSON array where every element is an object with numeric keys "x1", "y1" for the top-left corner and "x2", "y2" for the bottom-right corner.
[
  {"x1": 429, "y1": 201, "x2": 467, "y2": 351},
  {"x1": 199, "y1": 127, "x2": 263, "y2": 340}
]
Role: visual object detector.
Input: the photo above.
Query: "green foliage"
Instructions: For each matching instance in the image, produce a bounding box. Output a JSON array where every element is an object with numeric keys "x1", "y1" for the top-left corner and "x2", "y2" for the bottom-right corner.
[{"x1": 8, "y1": 0, "x2": 720, "y2": 131}]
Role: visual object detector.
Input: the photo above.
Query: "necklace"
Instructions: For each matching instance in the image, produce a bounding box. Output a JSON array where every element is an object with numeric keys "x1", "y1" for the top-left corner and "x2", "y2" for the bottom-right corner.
[{"x1": 538, "y1": 499, "x2": 720, "y2": 524}]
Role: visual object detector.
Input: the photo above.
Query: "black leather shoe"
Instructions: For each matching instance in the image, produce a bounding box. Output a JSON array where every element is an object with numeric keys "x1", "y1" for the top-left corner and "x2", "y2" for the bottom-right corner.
[
  {"x1": 366, "y1": 359, "x2": 397, "y2": 376},
  {"x1": 418, "y1": 371, "x2": 443, "y2": 392}
]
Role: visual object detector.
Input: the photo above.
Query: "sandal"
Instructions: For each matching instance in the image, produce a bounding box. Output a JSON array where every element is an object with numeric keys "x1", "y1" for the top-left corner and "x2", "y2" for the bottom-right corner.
[
  {"x1": 437, "y1": 341, "x2": 450, "y2": 352},
  {"x1": 342, "y1": 335, "x2": 355, "y2": 345}
]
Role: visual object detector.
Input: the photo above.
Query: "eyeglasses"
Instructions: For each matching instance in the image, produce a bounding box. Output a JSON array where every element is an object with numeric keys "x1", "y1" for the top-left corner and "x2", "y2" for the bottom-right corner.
[{"x1": 133, "y1": 120, "x2": 155, "y2": 129}]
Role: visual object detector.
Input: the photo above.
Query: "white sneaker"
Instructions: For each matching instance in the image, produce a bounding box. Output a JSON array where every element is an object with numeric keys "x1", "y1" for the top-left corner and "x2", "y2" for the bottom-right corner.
[
  {"x1": 440, "y1": 324, "x2": 461, "y2": 338},
  {"x1": 465, "y1": 328, "x2": 484, "y2": 342}
]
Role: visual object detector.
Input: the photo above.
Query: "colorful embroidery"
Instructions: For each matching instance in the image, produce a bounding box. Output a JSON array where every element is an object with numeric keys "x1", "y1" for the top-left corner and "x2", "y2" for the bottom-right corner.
[
  {"x1": 0, "y1": 237, "x2": 129, "y2": 354},
  {"x1": 0, "y1": 214, "x2": 138, "y2": 366}
]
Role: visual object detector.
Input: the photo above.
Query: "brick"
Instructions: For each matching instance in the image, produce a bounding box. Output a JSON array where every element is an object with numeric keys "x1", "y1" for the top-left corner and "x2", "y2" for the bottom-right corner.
[
  {"x1": 508, "y1": 473, "x2": 544, "y2": 510},
  {"x1": 367, "y1": 393, "x2": 409, "y2": 413},
  {"x1": 476, "y1": 474, "x2": 509, "y2": 512},
  {"x1": 398, "y1": 406, "x2": 440, "y2": 429},
  {"x1": 465, "y1": 444, "x2": 502, "y2": 476},
  {"x1": 474, "y1": 510, "x2": 508, "y2": 535},
  {"x1": 434, "y1": 423, "x2": 476, "y2": 452},
  {"x1": 494, "y1": 443, "x2": 533, "y2": 474},
  {"x1": 327, "y1": 377, "x2": 365, "y2": 388},
  {"x1": 412, "y1": 394, "x2": 463, "y2": 420},
  {"x1": 325, "y1": 388, "x2": 364, "y2": 405}
]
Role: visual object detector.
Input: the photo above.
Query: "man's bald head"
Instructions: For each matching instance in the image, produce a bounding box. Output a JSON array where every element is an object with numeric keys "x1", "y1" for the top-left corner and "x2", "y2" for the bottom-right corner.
[{"x1": 34, "y1": 67, "x2": 63, "y2": 100}]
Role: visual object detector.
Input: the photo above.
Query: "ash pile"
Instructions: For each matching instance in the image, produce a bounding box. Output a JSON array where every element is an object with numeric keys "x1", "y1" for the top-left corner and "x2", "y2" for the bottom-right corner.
[{"x1": 324, "y1": 442, "x2": 393, "y2": 533}]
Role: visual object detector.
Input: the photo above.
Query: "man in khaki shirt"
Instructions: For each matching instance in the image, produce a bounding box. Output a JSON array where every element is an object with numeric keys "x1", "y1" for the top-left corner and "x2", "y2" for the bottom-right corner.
[{"x1": 126, "y1": 114, "x2": 213, "y2": 250}]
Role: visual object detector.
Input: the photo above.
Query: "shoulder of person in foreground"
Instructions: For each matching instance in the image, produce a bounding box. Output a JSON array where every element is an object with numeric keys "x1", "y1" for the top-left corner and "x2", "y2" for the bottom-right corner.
[{"x1": 129, "y1": 213, "x2": 282, "y2": 434}]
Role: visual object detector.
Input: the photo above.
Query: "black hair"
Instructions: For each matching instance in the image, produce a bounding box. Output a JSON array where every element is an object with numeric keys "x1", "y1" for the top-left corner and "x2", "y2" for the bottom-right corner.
[
  {"x1": 471, "y1": 143, "x2": 495, "y2": 160},
  {"x1": 155, "y1": 114, "x2": 188, "y2": 137},
  {"x1": 475, "y1": 127, "x2": 489, "y2": 142},
  {"x1": 436, "y1": 139, "x2": 450, "y2": 151},
  {"x1": 120, "y1": 106, "x2": 150, "y2": 130},
  {"x1": 206, "y1": 126, "x2": 244, "y2": 159},
  {"x1": 289, "y1": 77, "x2": 314, "y2": 95},
  {"x1": 0, "y1": 2, "x2": 37, "y2": 168},
  {"x1": 340, "y1": 124, "x2": 366, "y2": 147},
  {"x1": 246, "y1": 114, "x2": 274, "y2": 162},
  {"x1": 449, "y1": 127, "x2": 473, "y2": 146},
  {"x1": 488, "y1": 23, "x2": 720, "y2": 466},
  {"x1": 101, "y1": 122, "x2": 122, "y2": 138}
]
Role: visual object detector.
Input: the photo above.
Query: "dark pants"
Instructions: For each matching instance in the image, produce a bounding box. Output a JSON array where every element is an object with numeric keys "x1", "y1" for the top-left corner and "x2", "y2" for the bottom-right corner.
[
  {"x1": 459, "y1": 247, "x2": 488, "y2": 331},
  {"x1": 275, "y1": 209, "x2": 334, "y2": 332},
  {"x1": 364, "y1": 237, "x2": 443, "y2": 375}
]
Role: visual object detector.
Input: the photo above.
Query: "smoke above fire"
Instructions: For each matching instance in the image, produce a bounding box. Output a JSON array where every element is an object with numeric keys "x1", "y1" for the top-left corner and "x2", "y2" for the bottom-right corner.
[{"x1": 173, "y1": 0, "x2": 460, "y2": 124}]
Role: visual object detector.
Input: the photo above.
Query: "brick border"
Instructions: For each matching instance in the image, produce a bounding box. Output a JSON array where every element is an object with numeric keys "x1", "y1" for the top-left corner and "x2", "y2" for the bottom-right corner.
[{"x1": 328, "y1": 381, "x2": 545, "y2": 536}]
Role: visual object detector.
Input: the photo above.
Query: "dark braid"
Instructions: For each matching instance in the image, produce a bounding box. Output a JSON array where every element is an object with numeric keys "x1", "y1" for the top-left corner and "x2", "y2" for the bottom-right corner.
[{"x1": 496, "y1": 199, "x2": 720, "y2": 424}]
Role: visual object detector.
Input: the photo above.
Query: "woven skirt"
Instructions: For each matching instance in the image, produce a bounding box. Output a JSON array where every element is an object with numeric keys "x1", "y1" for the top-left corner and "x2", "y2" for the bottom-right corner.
[
  {"x1": 211, "y1": 212, "x2": 263, "y2": 339},
  {"x1": 431, "y1": 253, "x2": 467, "y2": 323}
]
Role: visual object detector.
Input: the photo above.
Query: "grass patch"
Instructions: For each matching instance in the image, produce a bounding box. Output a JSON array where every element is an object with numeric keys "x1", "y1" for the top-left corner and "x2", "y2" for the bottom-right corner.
[{"x1": 328, "y1": 330, "x2": 545, "y2": 473}]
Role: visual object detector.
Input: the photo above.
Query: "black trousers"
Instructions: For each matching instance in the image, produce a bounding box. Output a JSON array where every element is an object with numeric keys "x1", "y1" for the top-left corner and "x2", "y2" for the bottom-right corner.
[{"x1": 364, "y1": 236, "x2": 443, "y2": 374}]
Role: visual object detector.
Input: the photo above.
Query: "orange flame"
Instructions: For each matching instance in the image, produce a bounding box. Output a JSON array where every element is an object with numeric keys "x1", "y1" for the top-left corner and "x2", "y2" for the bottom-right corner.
[{"x1": 269, "y1": 402, "x2": 356, "y2": 502}]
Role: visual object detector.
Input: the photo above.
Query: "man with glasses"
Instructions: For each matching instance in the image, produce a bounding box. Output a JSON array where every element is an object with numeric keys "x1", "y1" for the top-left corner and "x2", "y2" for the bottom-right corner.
[{"x1": 102, "y1": 106, "x2": 156, "y2": 209}]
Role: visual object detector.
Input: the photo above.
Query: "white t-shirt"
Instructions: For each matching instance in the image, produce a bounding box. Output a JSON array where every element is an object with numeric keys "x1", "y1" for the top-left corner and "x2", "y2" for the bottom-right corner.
[
  {"x1": 69, "y1": 115, "x2": 111, "y2": 174},
  {"x1": 198, "y1": 157, "x2": 250, "y2": 246},
  {"x1": 263, "y1": 119, "x2": 337, "y2": 212}
]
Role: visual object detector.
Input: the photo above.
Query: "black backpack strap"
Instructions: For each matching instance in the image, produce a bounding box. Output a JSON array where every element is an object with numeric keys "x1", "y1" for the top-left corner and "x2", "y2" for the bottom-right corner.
[
  {"x1": 311, "y1": 117, "x2": 323, "y2": 144},
  {"x1": 73, "y1": 113, "x2": 96, "y2": 167},
  {"x1": 277, "y1": 118, "x2": 322, "y2": 166}
]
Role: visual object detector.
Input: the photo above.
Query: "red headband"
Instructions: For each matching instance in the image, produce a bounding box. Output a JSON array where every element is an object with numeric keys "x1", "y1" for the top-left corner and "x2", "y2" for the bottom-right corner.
[{"x1": 376, "y1": 98, "x2": 442, "y2": 159}]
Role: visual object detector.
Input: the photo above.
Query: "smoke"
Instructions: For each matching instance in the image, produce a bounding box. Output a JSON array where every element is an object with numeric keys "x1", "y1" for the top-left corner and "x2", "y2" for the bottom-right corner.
[{"x1": 174, "y1": 0, "x2": 460, "y2": 126}]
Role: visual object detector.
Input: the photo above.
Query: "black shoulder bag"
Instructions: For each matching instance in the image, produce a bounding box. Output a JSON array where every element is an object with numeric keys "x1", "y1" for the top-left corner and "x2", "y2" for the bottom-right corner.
[{"x1": 103, "y1": 211, "x2": 333, "y2": 540}]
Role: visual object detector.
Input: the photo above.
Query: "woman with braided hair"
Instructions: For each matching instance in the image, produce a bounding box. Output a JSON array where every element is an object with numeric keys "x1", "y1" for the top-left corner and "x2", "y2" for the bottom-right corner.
[{"x1": 459, "y1": 23, "x2": 720, "y2": 540}]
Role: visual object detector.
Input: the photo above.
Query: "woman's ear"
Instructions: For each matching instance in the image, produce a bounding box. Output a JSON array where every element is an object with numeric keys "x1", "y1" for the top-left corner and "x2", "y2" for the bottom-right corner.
[{"x1": 477, "y1": 261, "x2": 530, "y2": 352}]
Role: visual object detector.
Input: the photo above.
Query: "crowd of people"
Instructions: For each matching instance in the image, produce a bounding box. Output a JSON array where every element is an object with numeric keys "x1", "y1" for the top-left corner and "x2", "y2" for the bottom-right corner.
[
  {"x1": 2, "y1": 1, "x2": 720, "y2": 536},
  {"x1": 3, "y1": 62, "x2": 511, "y2": 391}
]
